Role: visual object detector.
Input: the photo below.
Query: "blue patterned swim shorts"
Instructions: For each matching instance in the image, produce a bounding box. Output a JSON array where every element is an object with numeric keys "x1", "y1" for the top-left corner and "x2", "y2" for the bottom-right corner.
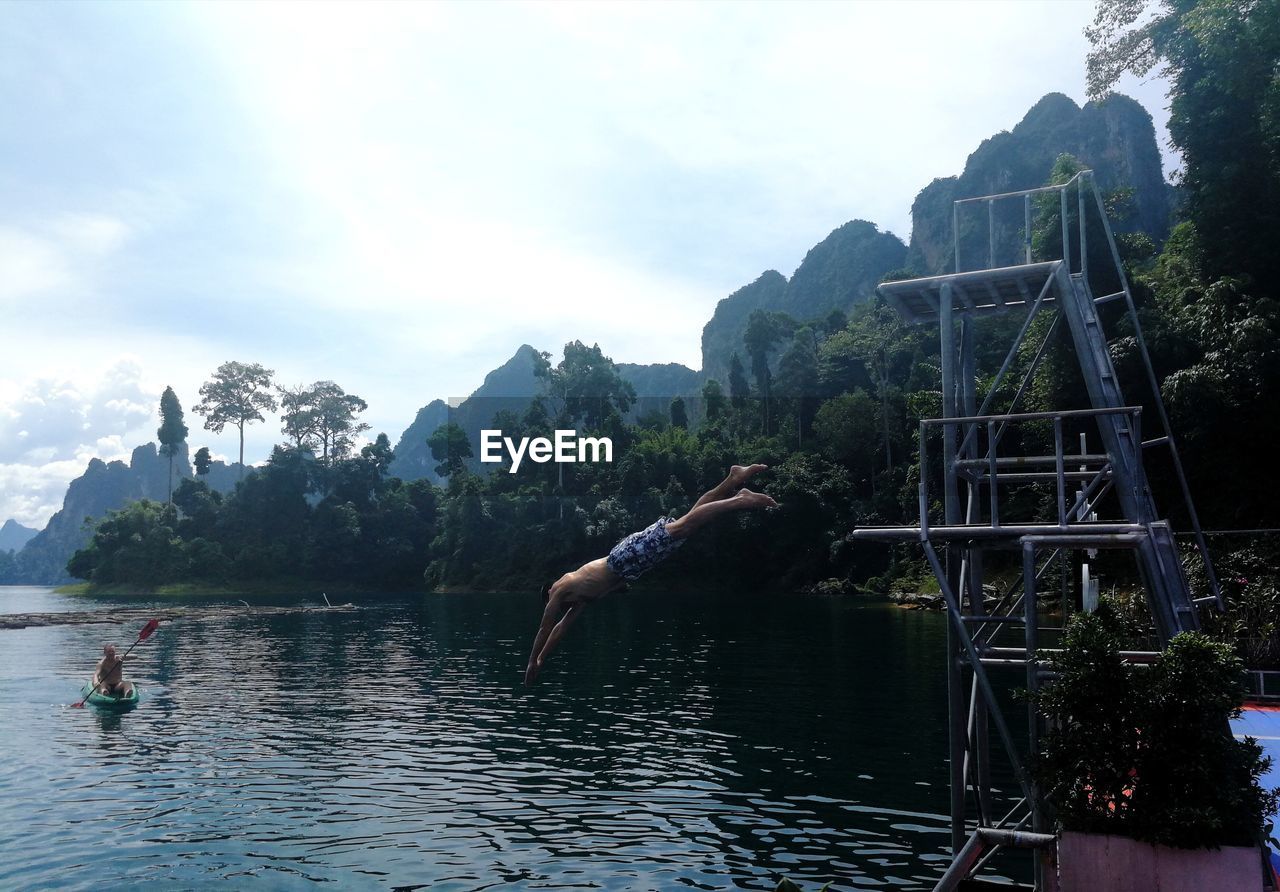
[{"x1": 606, "y1": 516, "x2": 685, "y2": 581}]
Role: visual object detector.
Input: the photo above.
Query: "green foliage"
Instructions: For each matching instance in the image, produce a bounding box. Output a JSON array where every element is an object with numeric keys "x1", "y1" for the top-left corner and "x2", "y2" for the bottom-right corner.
[
  {"x1": 428, "y1": 423, "x2": 472, "y2": 478},
  {"x1": 1035, "y1": 606, "x2": 1279, "y2": 848},
  {"x1": 279, "y1": 380, "x2": 370, "y2": 463},
  {"x1": 669, "y1": 397, "x2": 688, "y2": 430},
  {"x1": 1195, "y1": 538, "x2": 1280, "y2": 669},
  {"x1": 157, "y1": 385, "x2": 188, "y2": 504},
  {"x1": 727, "y1": 353, "x2": 750, "y2": 407},
  {"x1": 193, "y1": 446, "x2": 212, "y2": 477},
  {"x1": 1088, "y1": 0, "x2": 1280, "y2": 283},
  {"x1": 701, "y1": 379, "x2": 727, "y2": 422},
  {"x1": 157, "y1": 386, "x2": 188, "y2": 456},
  {"x1": 67, "y1": 434, "x2": 437, "y2": 591},
  {"x1": 541, "y1": 340, "x2": 636, "y2": 428},
  {"x1": 194, "y1": 361, "x2": 279, "y2": 475},
  {"x1": 67, "y1": 500, "x2": 183, "y2": 587}
]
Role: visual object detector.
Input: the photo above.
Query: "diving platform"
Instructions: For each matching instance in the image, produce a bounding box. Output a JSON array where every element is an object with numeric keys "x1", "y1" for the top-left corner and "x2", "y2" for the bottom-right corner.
[{"x1": 855, "y1": 170, "x2": 1223, "y2": 892}]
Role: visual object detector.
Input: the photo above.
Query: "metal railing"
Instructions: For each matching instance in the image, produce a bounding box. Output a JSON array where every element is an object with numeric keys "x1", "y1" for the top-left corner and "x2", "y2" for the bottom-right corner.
[
  {"x1": 949, "y1": 170, "x2": 1222, "y2": 609},
  {"x1": 918, "y1": 406, "x2": 1138, "y2": 539}
]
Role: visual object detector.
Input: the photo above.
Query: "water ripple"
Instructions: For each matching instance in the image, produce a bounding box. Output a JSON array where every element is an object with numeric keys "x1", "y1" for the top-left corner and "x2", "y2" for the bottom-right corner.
[{"x1": 0, "y1": 588, "x2": 1025, "y2": 890}]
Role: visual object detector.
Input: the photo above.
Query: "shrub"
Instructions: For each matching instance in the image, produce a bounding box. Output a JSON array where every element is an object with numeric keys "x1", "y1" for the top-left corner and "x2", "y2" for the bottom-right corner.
[{"x1": 1034, "y1": 604, "x2": 1279, "y2": 848}]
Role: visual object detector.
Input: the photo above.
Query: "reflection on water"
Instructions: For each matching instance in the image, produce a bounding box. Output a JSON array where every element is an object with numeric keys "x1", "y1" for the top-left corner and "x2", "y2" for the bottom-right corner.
[{"x1": 0, "y1": 587, "x2": 1019, "y2": 890}]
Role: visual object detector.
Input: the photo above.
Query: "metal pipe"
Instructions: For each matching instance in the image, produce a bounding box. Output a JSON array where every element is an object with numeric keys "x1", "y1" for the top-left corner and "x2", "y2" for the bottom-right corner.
[
  {"x1": 927, "y1": 405, "x2": 1141, "y2": 426},
  {"x1": 919, "y1": 420, "x2": 930, "y2": 541},
  {"x1": 1088, "y1": 179, "x2": 1222, "y2": 608},
  {"x1": 1023, "y1": 539, "x2": 1046, "y2": 892},
  {"x1": 979, "y1": 470, "x2": 1112, "y2": 484},
  {"x1": 850, "y1": 522, "x2": 1147, "y2": 542},
  {"x1": 953, "y1": 173, "x2": 1085, "y2": 204},
  {"x1": 1078, "y1": 172, "x2": 1088, "y2": 284},
  {"x1": 932, "y1": 827, "x2": 1057, "y2": 892},
  {"x1": 954, "y1": 199, "x2": 961, "y2": 273},
  {"x1": 1060, "y1": 185, "x2": 1070, "y2": 271},
  {"x1": 940, "y1": 284, "x2": 959, "y2": 527},
  {"x1": 1024, "y1": 193, "x2": 1032, "y2": 264},
  {"x1": 922, "y1": 541, "x2": 1035, "y2": 807},
  {"x1": 988, "y1": 199, "x2": 995, "y2": 269},
  {"x1": 954, "y1": 453, "x2": 1111, "y2": 468},
  {"x1": 987, "y1": 421, "x2": 999, "y2": 530},
  {"x1": 1054, "y1": 418, "x2": 1066, "y2": 526},
  {"x1": 1020, "y1": 532, "x2": 1146, "y2": 548}
]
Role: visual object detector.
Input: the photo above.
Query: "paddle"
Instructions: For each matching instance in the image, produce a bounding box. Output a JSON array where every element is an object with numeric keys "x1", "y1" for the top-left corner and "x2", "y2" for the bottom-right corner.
[{"x1": 71, "y1": 618, "x2": 160, "y2": 708}]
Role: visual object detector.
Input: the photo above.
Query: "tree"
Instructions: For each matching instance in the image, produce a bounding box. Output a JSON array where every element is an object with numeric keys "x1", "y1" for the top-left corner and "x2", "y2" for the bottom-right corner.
[
  {"x1": 669, "y1": 397, "x2": 689, "y2": 430},
  {"x1": 360, "y1": 433, "x2": 395, "y2": 478},
  {"x1": 541, "y1": 341, "x2": 636, "y2": 429},
  {"x1": 1086, "y1": 0, "x2": 1280, "y2": 282},
  {"x1": 702, "y1": 378, "x2": 727, "y2": 422},
  {"x1": 744, "y1": 310, "x2": 796, "y2": 433},
  {"x1": 193, "y1": 446, "x2": 212, "y2": 478},
  {"x1": 195, "y1": 361, "x2": 278, "y2": 479},
  {"x1": 813, "y1": 390, "x2": 880, "y2": 494},
  {"x1": 428, "y1": 422, "x2": 472, "y2": 478},
  {"x1": 157, "y1": 386, "x2": 188, "y2": 505},
  {"x1": 279, "y1": 380, "x2": 370, "y2": 464},
  {"x1": 775, "y1": 327, "x2": 820, "y2": 447},
  {"x1": 727, "y1": 353, "x2": 750, "y2": 409}
]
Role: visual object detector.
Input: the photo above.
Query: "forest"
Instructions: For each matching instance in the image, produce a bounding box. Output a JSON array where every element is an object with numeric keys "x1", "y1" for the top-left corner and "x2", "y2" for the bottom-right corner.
[{"x1": 61, "y1": 0, "x2": 1280, "y2": 665}]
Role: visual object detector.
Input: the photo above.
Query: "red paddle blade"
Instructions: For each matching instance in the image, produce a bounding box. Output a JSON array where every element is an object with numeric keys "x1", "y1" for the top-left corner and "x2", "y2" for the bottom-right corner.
[{"x1": 137, "y1": 619, "x2": 159, "y2": 641}]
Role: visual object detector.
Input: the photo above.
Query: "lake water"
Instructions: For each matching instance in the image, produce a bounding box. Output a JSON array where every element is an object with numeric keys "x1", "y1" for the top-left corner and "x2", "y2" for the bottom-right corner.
[{"x1": 0, "y1": 586, "x2": 1023, "y2": 890}]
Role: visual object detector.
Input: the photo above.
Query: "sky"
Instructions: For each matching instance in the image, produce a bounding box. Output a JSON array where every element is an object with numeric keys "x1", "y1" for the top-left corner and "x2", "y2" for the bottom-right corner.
[{"x1": 0, "y1": 0, "x2": 1173, "y2": 530}]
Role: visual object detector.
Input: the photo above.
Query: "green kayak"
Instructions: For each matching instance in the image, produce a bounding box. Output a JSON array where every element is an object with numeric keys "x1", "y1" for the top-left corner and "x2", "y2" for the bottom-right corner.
[{"x1": 81, "y1": 678, "x2": 139, "y2": 709}]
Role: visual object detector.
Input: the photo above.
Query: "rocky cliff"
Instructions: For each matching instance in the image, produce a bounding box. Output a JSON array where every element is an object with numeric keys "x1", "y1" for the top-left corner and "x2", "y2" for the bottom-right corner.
[
  {"x1": 906, "y1": 92, "x2": 1173, "y2": 275},
  {"x1": 700, "y1": 221, "x2": 907, "y2": 384}
]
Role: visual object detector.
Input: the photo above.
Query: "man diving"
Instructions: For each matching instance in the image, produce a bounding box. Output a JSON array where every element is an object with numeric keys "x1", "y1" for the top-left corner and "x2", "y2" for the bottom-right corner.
[{"x1": 524, "y1": 463, "x2": 777, "y2": 684}]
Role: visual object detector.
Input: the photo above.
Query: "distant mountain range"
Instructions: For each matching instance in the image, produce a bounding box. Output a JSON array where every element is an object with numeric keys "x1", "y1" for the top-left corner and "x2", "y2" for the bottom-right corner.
[
  {"x1": 0, "y1": 519, "x2": 37, "y2": 553},
  {"x1": 5, "y1": 91, "x2": 1175, "y2": 581}
]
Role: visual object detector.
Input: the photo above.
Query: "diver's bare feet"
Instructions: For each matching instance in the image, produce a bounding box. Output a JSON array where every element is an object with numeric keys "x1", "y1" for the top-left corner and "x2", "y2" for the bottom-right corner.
[
  {"x1": 728, "y1": 464, "x2": 768, "y2": 488},
  {"x1": 733, "y1": 488, "x2": 778, "y2": 510}
]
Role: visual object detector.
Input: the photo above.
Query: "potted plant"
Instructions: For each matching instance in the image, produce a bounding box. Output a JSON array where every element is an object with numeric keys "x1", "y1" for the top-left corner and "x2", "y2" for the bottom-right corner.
[{"x1": 1034, "y1": 604, "x2": 1278, "y2": 891}]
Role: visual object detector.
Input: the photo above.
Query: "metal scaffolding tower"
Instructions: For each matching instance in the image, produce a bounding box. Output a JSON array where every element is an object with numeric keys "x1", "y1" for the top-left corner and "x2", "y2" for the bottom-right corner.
[{"x1": 851, "y1": 170, "x2": 1222, "y2": 890}]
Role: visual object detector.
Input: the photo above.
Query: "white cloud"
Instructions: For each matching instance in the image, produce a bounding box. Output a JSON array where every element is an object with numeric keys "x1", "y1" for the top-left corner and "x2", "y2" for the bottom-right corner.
[{"x1": 0, "y1": 357, "x2": 159, "y2": 528}]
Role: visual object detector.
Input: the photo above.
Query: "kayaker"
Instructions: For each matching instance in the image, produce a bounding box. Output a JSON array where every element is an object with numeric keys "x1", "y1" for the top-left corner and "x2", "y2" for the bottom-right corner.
[
  {"x1": 94, "y1": 644, "x2": 134, "y2": 698},
  {"x1": 524, "y1": 464, "x2": 778, "y2": 685}
]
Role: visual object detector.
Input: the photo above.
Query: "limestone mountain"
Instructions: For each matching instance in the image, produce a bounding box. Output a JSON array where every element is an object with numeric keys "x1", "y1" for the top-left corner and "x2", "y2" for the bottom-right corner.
[
  {"x1": 12, "y1": 443, "x2": 243, "y2": 584},
  {"x1": 390, "y1": 345, "x2": 543, "y2": 483},
  {"x1": 700, "y1": 222, "x2": 907, "y2": 385},
  {"x1": 391, "y1": 346, "x2": 703, "y2": 483},
  {"x1": 907, "y1": 92, "x2": 1173, "y2": 275},
  {"x1": 0, "y1": 519, "x2": 37, "y2": 553}
]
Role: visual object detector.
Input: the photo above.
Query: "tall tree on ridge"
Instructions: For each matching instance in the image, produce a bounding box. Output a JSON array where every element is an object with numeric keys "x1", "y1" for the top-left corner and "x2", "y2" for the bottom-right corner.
[
  {"x1": 157, "y1": 386, "x2": 188, "y2": 505},
  {"x1": 195, "y1": 361, "x2": 278, "y2": 480}
]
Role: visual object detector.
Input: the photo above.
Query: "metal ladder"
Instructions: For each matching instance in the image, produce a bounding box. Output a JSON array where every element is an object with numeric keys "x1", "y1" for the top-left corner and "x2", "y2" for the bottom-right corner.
[{"x1": 1058, "y1": 269, "x2": 1200, "y2": 639}]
